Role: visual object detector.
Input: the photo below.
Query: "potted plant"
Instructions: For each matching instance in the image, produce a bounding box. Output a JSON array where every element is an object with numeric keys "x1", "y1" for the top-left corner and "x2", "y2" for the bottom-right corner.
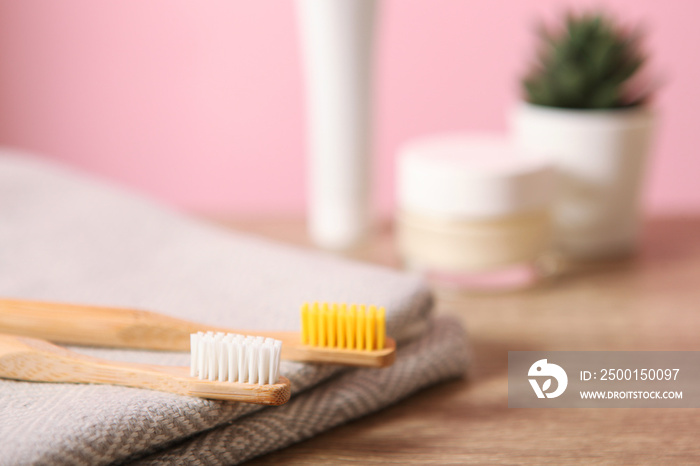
[{"x1": 510, "y1": 12, "x2": 656, "y2": 259}]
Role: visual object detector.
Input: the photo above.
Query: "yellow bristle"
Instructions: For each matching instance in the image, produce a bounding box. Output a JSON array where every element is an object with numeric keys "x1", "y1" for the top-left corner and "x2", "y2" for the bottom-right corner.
[
  {"x1": 347, "y1": 305, "x2": 357, "y2": 349},
  {"x1": 303, "y1": 302, "x2": 387, "y2": 351},
  {"x1": 310, "y1": 302, "x2": 319, "y2": 346},
  {"x1": 319, "y1": 303, "x2": 329, "y2": 347},
  {"x1": 301, "y1": 303, "x2": 309, "y2": 344},
  {"x1": 377, "y1": 307, "x2": 386, "y2": 349},
  {"x1": 356, "y1": 305, "x2": 365, "y2": 350},
  {"x1": 367, "y1": 305, "x2": 376, "y2": 350},
  {"x1": 337, "y1": 304, "x2": 346, "y2": 348},
  {"x1": 328, "y1": 303, "x2": 338, "y2": 347}
]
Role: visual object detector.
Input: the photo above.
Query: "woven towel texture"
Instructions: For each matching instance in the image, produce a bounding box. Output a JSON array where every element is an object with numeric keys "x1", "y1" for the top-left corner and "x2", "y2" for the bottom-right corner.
[{"x1": 0, "y1": 153, "x2": 469, "y2": 465}]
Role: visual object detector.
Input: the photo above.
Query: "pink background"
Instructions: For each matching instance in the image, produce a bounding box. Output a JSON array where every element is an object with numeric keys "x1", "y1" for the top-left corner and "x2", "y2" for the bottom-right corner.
[{"x1": 0, "y1": 0, "x2": 697, "y2": 215}]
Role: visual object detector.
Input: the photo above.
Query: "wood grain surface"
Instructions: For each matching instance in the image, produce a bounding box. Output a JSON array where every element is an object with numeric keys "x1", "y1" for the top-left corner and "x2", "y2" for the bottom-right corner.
[{"x1": 211, "y1": 215, "x2": 700, "y2": 465}]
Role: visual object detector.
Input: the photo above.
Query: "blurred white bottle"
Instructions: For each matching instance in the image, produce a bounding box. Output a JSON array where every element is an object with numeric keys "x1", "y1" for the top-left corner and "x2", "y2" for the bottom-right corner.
[{"x1": 297, "y1": 0, "x2": 377, "y2": 250}]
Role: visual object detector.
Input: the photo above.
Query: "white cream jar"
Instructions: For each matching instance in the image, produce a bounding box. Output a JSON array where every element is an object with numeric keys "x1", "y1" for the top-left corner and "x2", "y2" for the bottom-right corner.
[{"x1": 396, "y1": 134, "x2": 557, "y2": 290}]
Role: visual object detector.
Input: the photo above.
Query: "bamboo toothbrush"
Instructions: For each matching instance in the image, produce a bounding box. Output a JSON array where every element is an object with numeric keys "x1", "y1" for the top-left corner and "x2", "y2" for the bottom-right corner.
[
  {"x1": 0, "y1": 331, "x2": 291, "y2": 405},
  {"x1": 0, "y1": 299, "x2": 396, "y2": 368}
]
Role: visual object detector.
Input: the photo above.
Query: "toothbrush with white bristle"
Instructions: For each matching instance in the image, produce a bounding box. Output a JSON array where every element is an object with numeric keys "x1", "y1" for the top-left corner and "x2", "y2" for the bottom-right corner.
[{"x1": 0, "y1": 332, "x2": 290, "y2": 405}]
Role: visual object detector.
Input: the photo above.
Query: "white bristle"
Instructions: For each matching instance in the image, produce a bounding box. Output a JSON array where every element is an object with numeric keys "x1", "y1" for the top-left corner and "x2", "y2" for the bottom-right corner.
[
  {"x1": 207, "y1": 336, "x2": 216, "y2": 381},
  {"x1": 248, "y1": 342, "x2": 258, "y2": 384},
  {"x1": 189, "y1": 332, "x2": 282, "y2": 385}
]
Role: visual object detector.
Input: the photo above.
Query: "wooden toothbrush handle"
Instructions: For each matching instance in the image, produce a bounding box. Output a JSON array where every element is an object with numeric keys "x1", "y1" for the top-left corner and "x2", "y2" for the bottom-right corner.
[
  {"x1": 0, "y1": 334, "x2": 291, "y2": 405},
  {"x1": 0, "y1": 298, "x2": 228, "y2": 351},
  {"x1": 0, "y1": 333, "x2": 191, "y2": 392}
]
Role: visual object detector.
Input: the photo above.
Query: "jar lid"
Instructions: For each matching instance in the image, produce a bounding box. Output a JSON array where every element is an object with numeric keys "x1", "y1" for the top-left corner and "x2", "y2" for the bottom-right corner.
[{"x1": 397, "y1": 133, "x2": 556, "y2": 218}]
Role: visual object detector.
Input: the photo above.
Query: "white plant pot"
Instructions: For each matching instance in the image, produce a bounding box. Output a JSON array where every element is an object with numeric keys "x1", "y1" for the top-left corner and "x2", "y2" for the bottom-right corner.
[
  {"x1": 510, "y1": 102, "x2": 655, "y2": 259},
  {"x1": 297, "y1": 0, "x2": 377, "y2": 250}
]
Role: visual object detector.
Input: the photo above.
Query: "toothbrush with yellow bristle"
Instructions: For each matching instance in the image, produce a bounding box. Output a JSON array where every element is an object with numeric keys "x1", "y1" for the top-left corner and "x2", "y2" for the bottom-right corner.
[
  {"x1": 293, "y1": 302, "x2": 394, "y2": 367},
  {"x1": 0, "y1": 298, "x2": 397, "y2": 368}
]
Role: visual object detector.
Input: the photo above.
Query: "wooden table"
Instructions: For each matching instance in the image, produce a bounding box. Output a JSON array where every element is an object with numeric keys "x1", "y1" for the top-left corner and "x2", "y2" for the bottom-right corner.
[{"x1": 212, "y1": 216, "x2": 700, "y2": 465}]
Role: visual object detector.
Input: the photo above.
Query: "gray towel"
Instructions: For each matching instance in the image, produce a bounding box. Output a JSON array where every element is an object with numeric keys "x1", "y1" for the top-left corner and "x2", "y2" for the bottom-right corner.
[{"x1": 0, "y1": 151, "x2": 470, "y2": 465}]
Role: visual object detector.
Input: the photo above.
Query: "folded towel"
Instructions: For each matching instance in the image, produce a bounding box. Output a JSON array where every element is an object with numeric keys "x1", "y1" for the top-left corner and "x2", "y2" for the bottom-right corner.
[{"x1": 0, "y1": 151, "x2": 470, "y2": 465}]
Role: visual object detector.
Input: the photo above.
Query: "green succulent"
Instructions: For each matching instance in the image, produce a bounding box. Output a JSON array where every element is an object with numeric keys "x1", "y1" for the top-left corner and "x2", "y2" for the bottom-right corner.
[{"x1": 523, "y1": 12, "x2": 650, "y2": 109}]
